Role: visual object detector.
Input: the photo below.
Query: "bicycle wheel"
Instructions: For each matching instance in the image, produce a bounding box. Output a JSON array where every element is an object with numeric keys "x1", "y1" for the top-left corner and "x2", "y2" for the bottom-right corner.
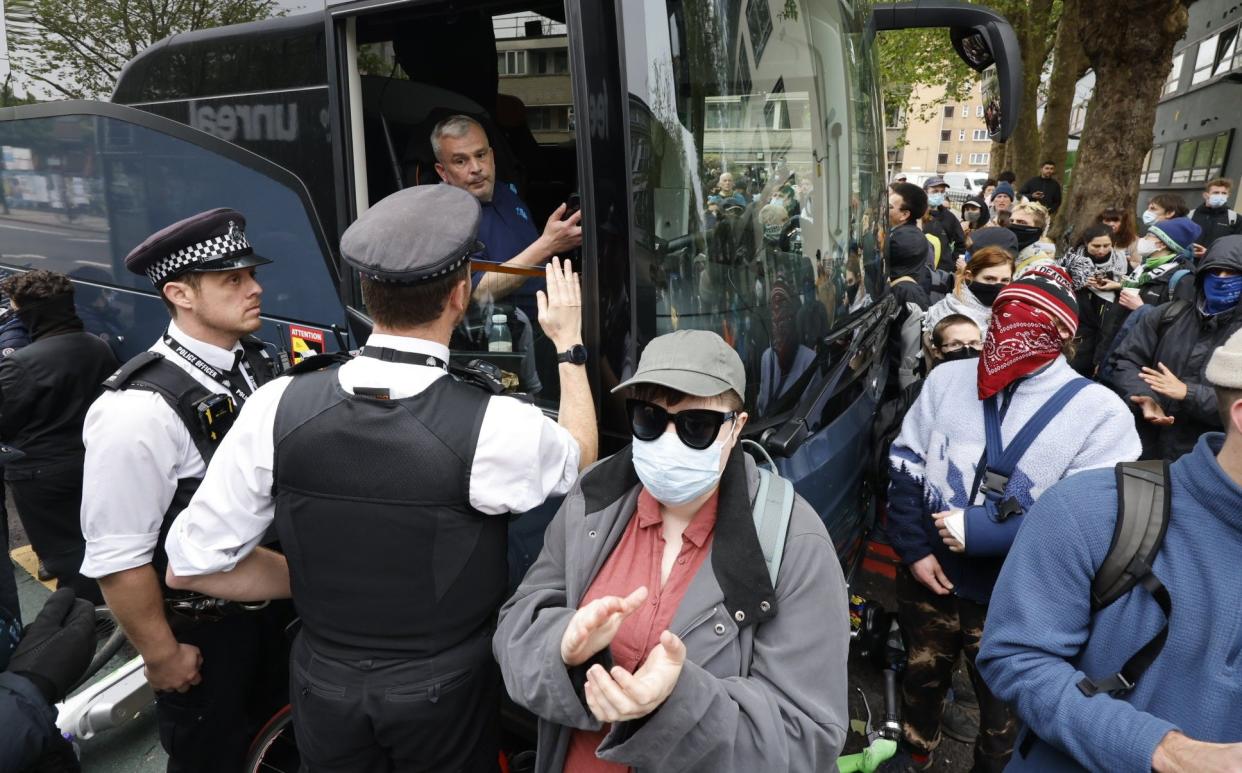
[
  {"x1": 67, "y1": 605, "x2": 128, "y2": 693},
  {"x1": 245, "y1": 704, "x2": 299, "y2": 773}
]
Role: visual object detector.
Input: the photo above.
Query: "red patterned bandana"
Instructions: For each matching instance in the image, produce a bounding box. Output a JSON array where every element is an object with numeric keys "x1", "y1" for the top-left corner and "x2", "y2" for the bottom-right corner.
[{"x1": 977, "y1": 300, "x2": 1064, "y2": 400}]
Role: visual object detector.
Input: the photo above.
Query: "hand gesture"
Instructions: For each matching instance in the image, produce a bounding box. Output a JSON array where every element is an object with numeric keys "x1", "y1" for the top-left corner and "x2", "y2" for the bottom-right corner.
[
  {"x1": 1131, "y1": 395, "x2": 1175, "y2": 426},
  {"x1": 933, "y1": 512, "x2": 965, "y2": 554},
  {"x1": 1192, "y1": 243, "x2": 1208, "y2": 259},
  {"x1": 537, "y1": 257, "x2": 583, "y2": 352},
  {"x1": 1140, "y1": 363, "x2": 1189, "y2": 401},
  {"x1": 1118, "y1": 290, "x2": 1145, "y2": 311},
  {"x1": 584, "y1": 630, "x2": 686, "y2": 723},
  {"x1": 145, "y1": 642, "x2": 203, "y2": 693},
  {"x1": 910, "y1": 553, "x2": 954, "y2": 595},
  {"x1": 541, "y1": 203, "x2": 584, "y2": 256},
  {"x1": 561, "y1": 586, "x2": 648, "y2": 667}
]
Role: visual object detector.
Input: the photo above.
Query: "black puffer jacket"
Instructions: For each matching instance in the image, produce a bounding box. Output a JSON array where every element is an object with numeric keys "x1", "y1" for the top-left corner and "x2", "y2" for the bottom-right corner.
[
  {"x1": 0, "y1": 293, "x2": 118, "y2": 473},
  {"x1": 1110, "y1": 235, "x2": 1242, "y2": 459}
]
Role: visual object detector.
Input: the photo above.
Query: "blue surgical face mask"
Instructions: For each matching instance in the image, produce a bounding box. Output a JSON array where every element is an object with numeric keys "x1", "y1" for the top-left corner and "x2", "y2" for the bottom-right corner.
[
  {"x1": 928, "y1": 192, "x2": 946, "y2": 208},
  {"x1": 632, "y1": 430, "x2": 729, "y2": 505},
  {"x1": 1141, "y1": 209, "x2": 1159, "y2": 225},
  {"x1": 1203, "y1": 272, "x2": 1242, "y2": 315},
  {"x1": 1209, "y1": 193, "x2": 1229, "y2": 209}
]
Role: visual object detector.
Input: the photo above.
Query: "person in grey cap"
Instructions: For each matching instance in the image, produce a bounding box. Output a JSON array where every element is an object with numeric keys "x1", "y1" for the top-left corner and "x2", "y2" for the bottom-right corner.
[
  {"x1": 164, "y1": 184, "x2": 597, "y2": 772},
  {"x1": 494, "y1": 329, "x2": 849, "y2": 773},
  {"x1": 978, "y1": 329, "x2": 1242, "y2": 773},
  {"x1": 78, "y1": 207, "x2": 288, "y2": 773}
]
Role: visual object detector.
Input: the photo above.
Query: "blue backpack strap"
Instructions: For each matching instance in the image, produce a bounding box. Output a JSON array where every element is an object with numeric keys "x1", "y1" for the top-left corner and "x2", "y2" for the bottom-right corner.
[{"x1": 980, "y1": 378, "x2": 1092, "y2": 506}]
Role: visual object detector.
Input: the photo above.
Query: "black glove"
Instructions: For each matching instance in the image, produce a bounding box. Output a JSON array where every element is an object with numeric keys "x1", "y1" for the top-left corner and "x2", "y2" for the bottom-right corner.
[{"x1": 9, "y1": 588, "x2": 96, "y2": 704}]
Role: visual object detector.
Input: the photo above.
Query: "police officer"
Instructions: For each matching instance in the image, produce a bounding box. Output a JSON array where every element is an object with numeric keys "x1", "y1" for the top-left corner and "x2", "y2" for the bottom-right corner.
[
  {"x1": 164, "y1": 184, "x2": 597, "y2": 772},
  {"x1": 79, "y1": 209, "x2": 289, "y2": 773}
]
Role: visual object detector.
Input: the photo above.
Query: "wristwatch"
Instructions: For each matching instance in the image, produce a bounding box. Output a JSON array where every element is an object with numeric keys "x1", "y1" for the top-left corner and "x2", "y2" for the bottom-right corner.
[{"x1": 557, "y1": 344, "x2": 588, "y2": 365}]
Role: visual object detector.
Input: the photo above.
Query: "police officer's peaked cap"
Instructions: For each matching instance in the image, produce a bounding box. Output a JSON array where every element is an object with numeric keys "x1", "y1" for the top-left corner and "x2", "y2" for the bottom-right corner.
[
  {"x1": 340, "y1": 185, "x2": 484, "y2": 284},
  {"x1": 125, "y1": 208, "x2": 271, "y2": 286}
]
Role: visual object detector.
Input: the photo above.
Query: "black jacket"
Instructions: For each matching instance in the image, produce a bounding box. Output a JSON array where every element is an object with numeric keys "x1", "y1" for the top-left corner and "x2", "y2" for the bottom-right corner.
[
  {"x1": 928, "y1": 207, "x2": 967, "y2": 271},
  {"x1": 0, "y1": 294, "x2": 118, "y2": 473},
  {"x1": 1110, "y1": 236, "x2": 1242, "y2": 459},
  {"x1": 1190, "y1": 204, "x2": 1242, "y2": 251},
  {"x1": 1019, "y1": 176, "x2": 1062, "y2": 213}
]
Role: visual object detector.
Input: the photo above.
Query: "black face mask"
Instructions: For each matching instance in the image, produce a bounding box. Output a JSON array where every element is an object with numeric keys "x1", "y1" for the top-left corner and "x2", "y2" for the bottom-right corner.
[
  {"x1": 968, "y1": 280, "x2": 1004, "y2": 307},
  {"x1": 1008, "y1": 223, "x2": 1043, "y2": 251},
  {"x1": 1088, "y1": 251, "x2": 1113, "y2": 264},
  {"x1": 939, "y1": 346, "x2": 981, "y2": 363},
  {"x1": 846, "y1": 281, "x2": 861, "y2": 303}
]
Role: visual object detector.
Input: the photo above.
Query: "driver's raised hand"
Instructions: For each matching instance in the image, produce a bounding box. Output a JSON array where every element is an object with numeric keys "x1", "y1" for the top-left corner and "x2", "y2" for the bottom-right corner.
[{"x1": 540, "y1": 203, "x2": 584, "y2": 257}]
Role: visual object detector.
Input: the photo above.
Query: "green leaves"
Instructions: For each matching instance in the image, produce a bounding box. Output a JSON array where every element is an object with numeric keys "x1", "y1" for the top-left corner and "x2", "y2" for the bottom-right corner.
[{"x1": 3, "y1": 0, "x2": 282, "y2": 99}]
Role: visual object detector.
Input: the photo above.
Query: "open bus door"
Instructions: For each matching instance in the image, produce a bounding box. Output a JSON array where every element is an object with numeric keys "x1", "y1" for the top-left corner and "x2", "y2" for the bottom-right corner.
[{"x1": 0, "y1": 101, "x2": 346, "y2": 363}]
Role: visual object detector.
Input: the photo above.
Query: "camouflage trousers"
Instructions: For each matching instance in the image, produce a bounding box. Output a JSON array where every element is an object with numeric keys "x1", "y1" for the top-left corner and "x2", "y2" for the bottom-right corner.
[{"x1": 896, "y1": 566, "x2": 1016, "y2": 773}]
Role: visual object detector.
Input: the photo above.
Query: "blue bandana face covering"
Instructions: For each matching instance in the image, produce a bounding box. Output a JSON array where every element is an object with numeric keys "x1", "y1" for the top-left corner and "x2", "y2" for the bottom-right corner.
[{"x1": 1203, "y1": 273, "x2": 1242, "y2": 315}]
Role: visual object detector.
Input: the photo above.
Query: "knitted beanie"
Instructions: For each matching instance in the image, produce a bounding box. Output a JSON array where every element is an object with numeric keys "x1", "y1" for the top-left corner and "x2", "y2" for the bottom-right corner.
[
  {"x1": 1206, "y1": 328, "x2": 1242, "y2": 389},
  {"x1": 1148, "y1": 217, "x2": 1203, "y2": 256},
  {"x1": 993, "y1": 181, "x2": 1016, "y2": 201},
  {"x1": 969, "y1": 226, "x2": 1019, "y2": 257},
  {"x1": 994, "y1": 263, "x2": 1079, "y2": 335}
]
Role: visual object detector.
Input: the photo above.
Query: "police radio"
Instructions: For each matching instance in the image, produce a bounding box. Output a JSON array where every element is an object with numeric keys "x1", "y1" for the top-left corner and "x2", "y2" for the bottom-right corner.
[{"x1": 194, "y1": 393, "x2": 237, "y2": 442}]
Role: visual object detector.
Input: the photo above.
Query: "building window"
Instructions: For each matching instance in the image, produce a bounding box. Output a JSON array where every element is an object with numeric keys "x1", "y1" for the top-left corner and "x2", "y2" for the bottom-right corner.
[
  {"x1": 944, "y1": 105, "x2": 954, "y2": 118},
  {"x1": 955, "y1": 153, "x2": 963, "y2": 164},
  {"x1": 959, "y1": 129, "x2": 965, "y2": 141},
  {"x1": 497, "y1": 50, "x2": 527, "y2": 76},
  {"x1": 1164, "y1": 52, "x2": 1184, "y2": 96},
  {"x1": 972, "y1": 129, "x2": 989, "y2": 141},
  {"x1": 941, "y1": 129, "x2": 951, "y2": 142},
  {"x1": 969, "y1": 152, "x2": 990, "y2": 165},
  {"x1": 529, "y1": 48, "x2": 569, "y2": 75},
  {"x1": 938, "y1": 153, "x2": 949, "y2": 165},
  {"x1": 960, "y1": 105, "x2": 968, "y2": 117},
  {"x1": 1190, "y1": 28, "x2": 1239, "y2": 85},
  {"x1": 976, "y1": 105, "x2": 984, "y2": 118},
  {"x1": 1171, "y1": 131, "x2": 1230, "y2": 183},
  {"x1": 528, "y1": 105, "x2": 570, "y2": 131},
  {"x1": 1215, "y1": 27, "x2": 1239, "y2": 77},
  {"x1": 1142, "y1": 145, "x2": 1166, "y2": 184}
]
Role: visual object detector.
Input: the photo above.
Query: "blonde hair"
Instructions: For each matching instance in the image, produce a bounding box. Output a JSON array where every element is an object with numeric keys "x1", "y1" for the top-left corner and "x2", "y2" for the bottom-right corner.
[{"x1": 1011, "y1": 201, "x2": 1049, "y2": 231}]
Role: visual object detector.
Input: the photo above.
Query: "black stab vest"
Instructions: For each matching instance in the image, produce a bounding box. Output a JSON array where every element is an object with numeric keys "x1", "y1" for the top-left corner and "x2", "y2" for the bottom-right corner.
[{"x1": 271, "y1": 366, "x2": 502, "y2": 659}]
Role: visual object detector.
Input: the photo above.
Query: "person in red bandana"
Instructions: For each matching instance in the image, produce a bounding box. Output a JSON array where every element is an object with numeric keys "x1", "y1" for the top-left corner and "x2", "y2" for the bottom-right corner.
[{"x1": 881, "y1": 264, "x2": 1141, "y2": 773}]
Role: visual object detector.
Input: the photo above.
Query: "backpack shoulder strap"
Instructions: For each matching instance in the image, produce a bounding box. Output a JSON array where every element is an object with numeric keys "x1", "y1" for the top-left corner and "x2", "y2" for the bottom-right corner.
[
  {"x1": 1167, "y1": 269, "x2": 1192, "y2": 295},
  {"x1": 987, "y1": 378, "x2": 1092, "y2": 478},
  {"x1": 1157, "y1": 298, "x2": 1192, "y2": 336},
  {"x1": 1229, "y1": 209, "x2": 1237, "y2": 226},
  {"x1": 752, "y1": 467, "x2": 795, "y2": 588},
  {"x1": 890, "y1": 275, "x2": 916, "y2": 287},
  {"x1": 1079, "y1": 460, "x2": 1172, "y2": 697},
  {"x1": 104, "y1": 352, "x2": 220, "y2": 464}
]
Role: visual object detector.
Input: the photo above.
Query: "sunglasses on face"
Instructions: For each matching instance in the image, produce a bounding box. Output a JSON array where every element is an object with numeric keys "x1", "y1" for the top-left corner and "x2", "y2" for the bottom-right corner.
[{"x1": 626, "y1": 399, "x2": 737, "y2": 450}]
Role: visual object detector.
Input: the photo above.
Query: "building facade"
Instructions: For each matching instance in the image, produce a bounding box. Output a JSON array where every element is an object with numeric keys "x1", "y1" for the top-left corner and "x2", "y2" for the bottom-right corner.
[
  {"x1": 1140, "y1": 0, "x2": 1242, "y2": 211},
  {"x1": 494, "y1": 13, "x2": 573, "y2": 145},
  {"x1": 888, "y1": 80, "x2": 993, "y2": 179}
]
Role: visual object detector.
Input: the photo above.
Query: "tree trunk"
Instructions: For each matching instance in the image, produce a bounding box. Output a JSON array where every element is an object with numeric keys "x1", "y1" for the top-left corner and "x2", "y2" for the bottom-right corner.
[
  {"x1": 1041, "y1": 0, "x2": 1088, "y2": 240},
  {"x1": 989, "y1": 141, "x2": 1006, "y2": 178},
  {"x1": 1060, "y1": 1, "x2": 1192, "y2": 246}
]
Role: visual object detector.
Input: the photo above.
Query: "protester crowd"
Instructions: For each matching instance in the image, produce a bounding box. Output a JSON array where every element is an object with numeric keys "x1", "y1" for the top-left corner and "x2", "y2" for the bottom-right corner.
[
  {"x1": 0, "y1": 137, "x2": 1239, "y2": 773},
  {"x1": 877, "y1": 166, "x2": 1242, "y2": 773}
]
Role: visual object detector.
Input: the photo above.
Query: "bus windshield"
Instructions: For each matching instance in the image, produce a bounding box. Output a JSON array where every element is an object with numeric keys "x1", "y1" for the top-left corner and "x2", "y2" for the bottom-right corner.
[{"x1": 623, "y1": 0, "x2": 886, "y2": 419}]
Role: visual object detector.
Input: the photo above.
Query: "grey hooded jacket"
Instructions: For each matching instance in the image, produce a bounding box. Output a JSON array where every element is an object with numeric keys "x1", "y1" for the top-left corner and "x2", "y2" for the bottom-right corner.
[{"x1": 493, "y1": 447, "x2": 849, "y2": 773}]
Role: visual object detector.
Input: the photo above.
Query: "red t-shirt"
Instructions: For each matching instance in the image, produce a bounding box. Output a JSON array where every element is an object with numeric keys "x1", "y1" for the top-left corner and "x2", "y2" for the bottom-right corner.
[{"x1": 562, "y1": 488, "x2": 719, "y2": 773}]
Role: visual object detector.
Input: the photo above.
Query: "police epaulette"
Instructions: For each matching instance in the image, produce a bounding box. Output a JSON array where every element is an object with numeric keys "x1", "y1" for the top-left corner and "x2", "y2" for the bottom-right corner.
[
  {"x1": 102, "y1": 351, "x2": 165, "y2": 391},
  {"x1": 285, "y1": 351, "x2": 353, "y2": 376}
]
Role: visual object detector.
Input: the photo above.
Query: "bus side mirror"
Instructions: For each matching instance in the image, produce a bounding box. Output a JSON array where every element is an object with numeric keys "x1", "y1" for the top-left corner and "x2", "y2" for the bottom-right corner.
[{"x1": 870, "y1": 1, "x2": 1022, "y2": 141}]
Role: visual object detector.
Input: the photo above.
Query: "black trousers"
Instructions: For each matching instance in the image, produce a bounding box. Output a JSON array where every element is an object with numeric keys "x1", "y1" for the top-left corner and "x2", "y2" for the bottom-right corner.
[
  {"x1": 0, "y1": 478, "x2": 20, "y2": 627},
  {"x1": 290, "y1": 630, "x2": 500, "y2": 773},
  {"x1": 155, "y1": 601, "x2": 293, "y2": 773},
  {"x1": 7, "y1": 463, "x2": 100, "y2": 604}
]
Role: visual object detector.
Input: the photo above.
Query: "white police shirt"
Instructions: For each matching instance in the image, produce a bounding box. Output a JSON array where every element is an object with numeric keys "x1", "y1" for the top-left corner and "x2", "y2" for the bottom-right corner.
[
  {"x1": 79, "y1": 320, "x2": 260, "y2": 578},
  {"x1": 164, "y1": 333, "x2": 580, "y2": 577}
]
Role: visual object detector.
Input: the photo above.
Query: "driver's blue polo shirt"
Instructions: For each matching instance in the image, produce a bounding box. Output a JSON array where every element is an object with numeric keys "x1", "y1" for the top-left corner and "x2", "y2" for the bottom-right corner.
[{"x1": 474, "y1": 181, "x2": 541, "y2": 300}]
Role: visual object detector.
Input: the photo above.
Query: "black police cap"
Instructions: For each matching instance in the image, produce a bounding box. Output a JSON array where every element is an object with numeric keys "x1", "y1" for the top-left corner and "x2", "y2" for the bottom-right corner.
[
  {"x1": 340, "y1": 185, "x2": 484, "y2": 284},
  {"x1": 125, "y1": 208, "x2": 272, "y2": 286}
]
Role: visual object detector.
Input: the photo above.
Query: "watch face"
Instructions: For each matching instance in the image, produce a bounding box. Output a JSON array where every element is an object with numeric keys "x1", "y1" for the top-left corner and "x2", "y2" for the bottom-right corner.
[{"x1": 566, "y1": 344, "x2": 587, "y2": 364}]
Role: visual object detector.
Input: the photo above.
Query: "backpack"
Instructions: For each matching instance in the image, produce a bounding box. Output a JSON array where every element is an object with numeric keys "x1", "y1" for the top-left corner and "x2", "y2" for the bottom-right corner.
[
  {"x1": 742, "y1": 440, "x2": 796, "y2": 586},
  {"x1": 1078, "y1": 460, "x2": 1171, "y2": 697},
  {"x1": 890, "y1": 277, "x2": 927, "y2": 389},
  {"x1": 1098, "y1": 299, "x2": 1192, "y2": 387}
]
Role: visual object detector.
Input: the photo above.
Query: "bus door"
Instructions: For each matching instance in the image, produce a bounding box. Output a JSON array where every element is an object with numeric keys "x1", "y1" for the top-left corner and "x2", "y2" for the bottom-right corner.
[
  {"x1": 0, "y1": 101, "x2": 343, "y2": 363},
  {"x1": 328, "y1": 0, "x2": 598, "y2": 586}
]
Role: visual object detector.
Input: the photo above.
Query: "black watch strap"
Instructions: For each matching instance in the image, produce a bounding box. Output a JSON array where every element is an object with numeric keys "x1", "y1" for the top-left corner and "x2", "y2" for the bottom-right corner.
[{"x1": 557, "y1": 344, "x2": 587, "y2": 365}]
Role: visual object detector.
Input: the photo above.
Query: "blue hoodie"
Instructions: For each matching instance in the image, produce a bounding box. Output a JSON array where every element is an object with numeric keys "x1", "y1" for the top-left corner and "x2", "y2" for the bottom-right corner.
[{"x1": 979, "y1": 434, "x2": 1242, "y2": 772}]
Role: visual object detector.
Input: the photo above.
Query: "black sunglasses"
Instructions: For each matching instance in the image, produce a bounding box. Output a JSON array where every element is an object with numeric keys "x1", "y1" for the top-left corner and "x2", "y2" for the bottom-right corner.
[{"x1": 626, "y1": 399, "x2": 737, "y2": 450}]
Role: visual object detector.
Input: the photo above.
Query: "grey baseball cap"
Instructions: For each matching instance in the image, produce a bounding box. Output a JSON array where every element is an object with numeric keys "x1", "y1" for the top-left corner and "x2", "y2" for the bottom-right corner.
[{"x1": 612, "y1": 330, "x2": 746, "y2": 398}]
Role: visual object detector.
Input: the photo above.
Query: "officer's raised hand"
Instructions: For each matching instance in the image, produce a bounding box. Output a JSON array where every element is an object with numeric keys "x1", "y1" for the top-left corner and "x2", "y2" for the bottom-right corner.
[
  {"x1": 145, "y1": 640, "x2": 203, "y2": 694},
  {"x1": 537, "y1": 256, "x2": 583, "y2": 350}
]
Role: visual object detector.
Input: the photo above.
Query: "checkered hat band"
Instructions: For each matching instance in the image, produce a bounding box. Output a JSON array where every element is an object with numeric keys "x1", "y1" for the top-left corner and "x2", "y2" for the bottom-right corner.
[{"x1": 146, "y1": 231, "x2": 252, "y2": 284}]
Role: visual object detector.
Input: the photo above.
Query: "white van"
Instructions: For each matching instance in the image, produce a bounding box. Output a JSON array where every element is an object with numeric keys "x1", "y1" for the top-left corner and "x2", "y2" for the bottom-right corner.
[{"x1": 943, "y1": 171, "x2": 990, "y2": 198}]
